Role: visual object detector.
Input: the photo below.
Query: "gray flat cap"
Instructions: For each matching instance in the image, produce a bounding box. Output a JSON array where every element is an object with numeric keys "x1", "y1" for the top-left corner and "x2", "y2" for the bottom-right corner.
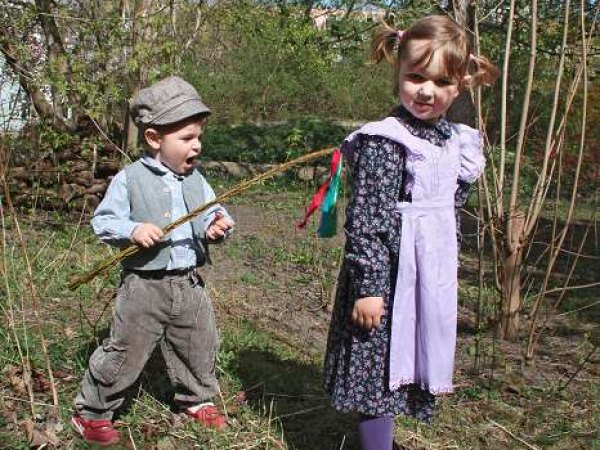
[{"x1": 130, "y1": 76, "x2": 211, "y2": 126}]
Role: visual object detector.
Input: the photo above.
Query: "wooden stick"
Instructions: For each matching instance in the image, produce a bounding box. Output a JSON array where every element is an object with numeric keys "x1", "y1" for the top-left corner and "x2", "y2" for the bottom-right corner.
[
  {"x1": 490, "y1": 420, "x2": 541, "y2": 450},
  {"x1": 559, "y1": 343, "x2": 598, "y2": 391},
  {"x1": 68, "y1": 147, "x2": 336, "y2": 290}
]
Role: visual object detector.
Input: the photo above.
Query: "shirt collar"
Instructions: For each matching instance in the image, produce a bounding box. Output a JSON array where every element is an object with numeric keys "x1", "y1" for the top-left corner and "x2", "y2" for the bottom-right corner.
[
  {"x1": 390, "y1": 105, "x2": 452, "y2": 144},
  {"x1": 141, "y1": 154, "x2": 186, "y2": 180}
]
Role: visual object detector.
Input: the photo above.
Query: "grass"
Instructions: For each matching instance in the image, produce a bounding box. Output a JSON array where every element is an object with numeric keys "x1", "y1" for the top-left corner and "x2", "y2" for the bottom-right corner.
[{"x1": 1, "y1": 179, "x2": 599, "y2": 449}]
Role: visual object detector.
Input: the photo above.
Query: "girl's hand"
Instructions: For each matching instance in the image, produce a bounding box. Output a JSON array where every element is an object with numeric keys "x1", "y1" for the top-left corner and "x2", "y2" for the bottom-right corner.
[
  {"x1": 206, "y1": 212, "x2": 235, "y2": 241},
  {"x1": 131, "y1": 223, "x2": 164, "y2": 248},
  {"x1": 352, "y1": 296, "x2": 384, "y2": 330}
]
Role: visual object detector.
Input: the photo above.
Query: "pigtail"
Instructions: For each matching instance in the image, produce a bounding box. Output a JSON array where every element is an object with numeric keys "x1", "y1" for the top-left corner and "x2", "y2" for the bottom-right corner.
[
  {"x1": 370, "y1": 24, "x2": 402, "y2": 65},
  {"x1": 468, "y1": 54, "x2": 500, "y2": 87}
]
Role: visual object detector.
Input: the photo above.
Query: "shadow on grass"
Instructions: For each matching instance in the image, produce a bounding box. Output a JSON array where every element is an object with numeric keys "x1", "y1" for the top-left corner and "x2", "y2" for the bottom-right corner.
[
  {"x1": 74, "y1": 330, "x2": 359, "y2": 448},
  {"x1": 233, "y1": 348, "x2": 360, "y2": 450}
]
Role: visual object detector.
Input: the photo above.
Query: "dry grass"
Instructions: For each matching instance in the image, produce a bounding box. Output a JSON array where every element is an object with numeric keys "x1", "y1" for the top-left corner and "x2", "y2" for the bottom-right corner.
[{"x1": 0, "y1": 182, "x2": 598, "y2": 449}]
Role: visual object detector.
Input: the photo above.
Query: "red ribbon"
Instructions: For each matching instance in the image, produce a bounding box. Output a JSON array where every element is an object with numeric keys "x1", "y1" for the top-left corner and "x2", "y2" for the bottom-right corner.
[{"x1": 296, "y1": 148, "x2": 341, "y2": 229}]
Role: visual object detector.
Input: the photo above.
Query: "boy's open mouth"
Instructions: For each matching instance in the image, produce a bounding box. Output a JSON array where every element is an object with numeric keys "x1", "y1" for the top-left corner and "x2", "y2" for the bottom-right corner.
[{"x1": 186, "y1": 156, "x2": 195, "y2": 165}]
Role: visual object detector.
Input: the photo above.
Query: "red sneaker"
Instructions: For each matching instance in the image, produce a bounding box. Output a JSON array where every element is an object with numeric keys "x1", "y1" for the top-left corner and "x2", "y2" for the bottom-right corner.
[
  {"x1": 71, "y1": 414, "x2": 120, "y2": 446},
  {"x1": 184, "y1": 403, "x2": 227, "y2": 431}
]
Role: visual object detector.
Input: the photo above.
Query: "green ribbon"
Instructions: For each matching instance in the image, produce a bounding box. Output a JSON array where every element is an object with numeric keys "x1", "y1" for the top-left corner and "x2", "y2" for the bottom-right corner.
[{"x1": 318, "y1": 155, "x2": 343, "y2": 238}]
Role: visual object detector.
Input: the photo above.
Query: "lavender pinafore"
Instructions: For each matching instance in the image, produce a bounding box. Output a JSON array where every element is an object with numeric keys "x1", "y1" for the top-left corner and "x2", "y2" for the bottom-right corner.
[{"x1": 323, "y1": 114, "x2": 483, "y2": 419}]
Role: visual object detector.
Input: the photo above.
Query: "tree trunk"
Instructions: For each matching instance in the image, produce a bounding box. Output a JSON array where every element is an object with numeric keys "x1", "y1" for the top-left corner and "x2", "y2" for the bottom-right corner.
[
  {"x1": 500, "y1": 210, "x2": 525, "y2": 340},
  {"x1": 124, "y1": 104, "x2": 139, "y2": 153},
  {"x1": 446, "y1": 1, "x2": 476, "y2": 127},
  {"x1": 0, "y1": 40, "x2": 75, "y2": 132},
  {"x1": 121, "y1": 0, "x2": 152, "y2": 154}
]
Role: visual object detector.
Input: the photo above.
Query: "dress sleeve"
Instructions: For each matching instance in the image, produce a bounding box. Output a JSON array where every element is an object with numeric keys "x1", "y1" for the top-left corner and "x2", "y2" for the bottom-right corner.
[
  {"x1": 454, "y1": 126, "x2": 484, "y2": 253},
  {"x1": 454, "y1": 180, "x2": 472, "y2": 252},
  {"x1": 455, "y1": 179, "x2": 471, "y2": 209},
  {"x1": 457, "y1": 125, "x2": 485, "y2": 183},
  {"x1": 343, "y1": 135, "x2": 404, "y2": 299}
]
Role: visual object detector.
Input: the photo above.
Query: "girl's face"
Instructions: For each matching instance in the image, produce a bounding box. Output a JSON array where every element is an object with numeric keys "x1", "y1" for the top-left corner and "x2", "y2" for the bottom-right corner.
[{"x1": 398, "y1": 39, "x2": 460, "y2": 122}]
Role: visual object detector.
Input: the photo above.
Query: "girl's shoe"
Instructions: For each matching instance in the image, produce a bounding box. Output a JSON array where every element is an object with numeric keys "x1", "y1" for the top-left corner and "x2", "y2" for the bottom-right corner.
[
  {"x1": 184, "y1": 403, "x2": 227, "y2": 430},
  {"x1": 71, "y1": 414, "x2": 120, "y2": 446}
]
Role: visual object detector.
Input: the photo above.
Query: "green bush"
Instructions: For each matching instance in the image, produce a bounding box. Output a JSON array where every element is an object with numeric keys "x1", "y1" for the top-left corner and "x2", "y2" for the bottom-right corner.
[
  {"x1": 202, "y1": 116, "x2": 350, "y2": 163},
  {"x1": 184, "y1": 1, "x2": 395, "y2": 124}
]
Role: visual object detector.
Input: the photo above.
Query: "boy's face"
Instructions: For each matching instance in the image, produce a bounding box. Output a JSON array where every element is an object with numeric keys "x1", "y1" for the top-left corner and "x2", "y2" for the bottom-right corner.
[{"x1": 145, "y1": 117, "x2": 206, "y2": 175}]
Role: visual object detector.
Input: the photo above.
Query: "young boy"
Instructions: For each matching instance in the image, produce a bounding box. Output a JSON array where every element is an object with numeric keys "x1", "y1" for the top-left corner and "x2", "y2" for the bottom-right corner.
[{"x1": 71, "y1": 76, "x2": 235, "y2": 446}]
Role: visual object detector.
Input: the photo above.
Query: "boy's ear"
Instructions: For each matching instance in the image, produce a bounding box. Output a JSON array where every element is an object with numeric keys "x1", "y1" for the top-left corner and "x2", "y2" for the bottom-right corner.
[{"x1": 143, "y1": 127, "x2": 162, "y2": 152}]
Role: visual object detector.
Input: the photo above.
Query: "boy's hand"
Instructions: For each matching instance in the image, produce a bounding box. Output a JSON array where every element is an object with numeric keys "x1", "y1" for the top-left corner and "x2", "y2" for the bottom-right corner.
[
  {"x1": 352, "y1": 296, "x2": 384, "y2": 330},
  {"x1": 206, "y1": 212, "x2": 235, "y2": 241},
  {"x1": 131, "y1": 223, "x2": 164, "y2": 248}
]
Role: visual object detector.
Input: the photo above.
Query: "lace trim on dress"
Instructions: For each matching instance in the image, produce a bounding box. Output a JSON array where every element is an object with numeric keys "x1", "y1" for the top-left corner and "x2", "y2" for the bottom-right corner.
[
  {"x1": 390, "y1": 105, "x2": 452, "y2": 147},
  {"x1": 389, "y1": 378, "x2": 455, "y2": 395}
]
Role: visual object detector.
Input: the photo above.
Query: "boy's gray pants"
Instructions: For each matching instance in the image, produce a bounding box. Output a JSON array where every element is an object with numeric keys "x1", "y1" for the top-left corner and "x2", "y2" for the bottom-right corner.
[{"x1": 75, "y1": 270, "x2": 219, "y2": 420}]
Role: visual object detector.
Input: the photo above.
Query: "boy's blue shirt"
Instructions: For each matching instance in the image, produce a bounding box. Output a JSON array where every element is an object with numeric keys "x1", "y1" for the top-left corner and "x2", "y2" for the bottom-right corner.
[{"x1": 92, "y1": 154, "x2": 231, "y2": 270}]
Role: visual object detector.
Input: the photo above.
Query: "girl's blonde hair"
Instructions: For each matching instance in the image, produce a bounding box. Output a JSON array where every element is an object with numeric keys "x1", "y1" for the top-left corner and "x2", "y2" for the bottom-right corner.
[{"x1": 371, "y1": 15, "x2": 499, "y2": 97}]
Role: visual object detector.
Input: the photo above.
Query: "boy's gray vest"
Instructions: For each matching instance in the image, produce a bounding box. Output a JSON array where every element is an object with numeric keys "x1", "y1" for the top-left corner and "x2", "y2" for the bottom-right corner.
[{"x1": 122, "y1": 160, "x2": 208, "y2": 270}]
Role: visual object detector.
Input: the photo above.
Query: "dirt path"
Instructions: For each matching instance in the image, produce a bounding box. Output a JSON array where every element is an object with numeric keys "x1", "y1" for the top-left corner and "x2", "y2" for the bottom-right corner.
[
  {"x1": 199, "y1": 193, "x2": 600, "y2": 449},
  {"x1": 204, "y1": 202, "x2": 338, "y2": 355}
]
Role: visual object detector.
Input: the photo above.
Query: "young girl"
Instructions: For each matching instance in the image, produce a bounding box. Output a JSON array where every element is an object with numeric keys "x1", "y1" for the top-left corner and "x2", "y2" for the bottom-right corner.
[{"x1": 322, "y1": 15, "x2": 498, "y2": 450}]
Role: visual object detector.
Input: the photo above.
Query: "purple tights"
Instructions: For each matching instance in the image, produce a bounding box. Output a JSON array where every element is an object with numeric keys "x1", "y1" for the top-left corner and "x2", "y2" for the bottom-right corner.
[{"x1": 358, "y1": 415, "x2": 394, "y2": 450}]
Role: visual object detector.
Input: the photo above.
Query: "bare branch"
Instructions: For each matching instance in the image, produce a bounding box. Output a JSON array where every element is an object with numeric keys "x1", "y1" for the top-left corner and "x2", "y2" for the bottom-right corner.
[
  {"x1": 507, "y1": 0, "x2": 537, "y2": 248},
  {"x1": 524, "y1": 0, "x2": 571, "y2": 236},
  {"x1": 525, "y1": 0, "x2": 596, "y2": 359},
  {"x1": 183, "y1": 1, "x2": 208, "y2": 52},
  {"x1": 0, "y1": 39, "x2": 76, "y2": 131},
  {"x1": 497, "y1": 0, "x2": 516, "y2": 218}
]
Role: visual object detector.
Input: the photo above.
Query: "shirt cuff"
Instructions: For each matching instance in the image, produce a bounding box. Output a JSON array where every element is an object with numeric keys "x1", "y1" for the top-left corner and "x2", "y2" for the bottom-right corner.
[{"x1": 127, "y1": 222, "x2": 142, "y2": 242}]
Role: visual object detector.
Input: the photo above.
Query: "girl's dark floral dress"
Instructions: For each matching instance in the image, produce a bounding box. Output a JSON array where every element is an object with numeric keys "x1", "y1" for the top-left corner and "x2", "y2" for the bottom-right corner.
[{"x1": 322, "y1": 106, "x2": 471, "y2": 422}]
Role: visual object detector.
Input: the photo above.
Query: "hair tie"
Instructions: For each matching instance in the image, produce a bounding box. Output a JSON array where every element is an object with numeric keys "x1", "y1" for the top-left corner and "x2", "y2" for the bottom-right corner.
[
  {"x1": 396, "y1": 29, "x2": 405, "y2": 41},
  {"x1": 469, "y1": 54, "x2": 478, "y2": 64}
]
